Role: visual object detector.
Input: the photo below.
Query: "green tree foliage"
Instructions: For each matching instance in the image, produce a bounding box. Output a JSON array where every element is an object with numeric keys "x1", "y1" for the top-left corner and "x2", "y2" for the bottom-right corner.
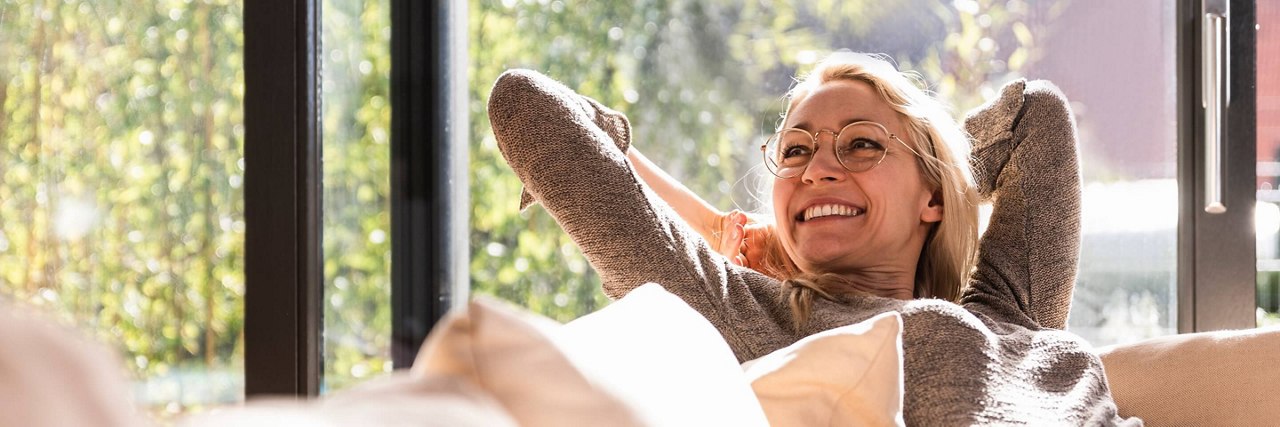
[
  {"x1": 0, "y1": 0, "x2": 245, "y2": 415},
  {"x1": 320, "y1": 0, "x2": 393, "y2": 392},
  {"x1": 468, "y1": 0, "x2": 1053, "y2": 322}
]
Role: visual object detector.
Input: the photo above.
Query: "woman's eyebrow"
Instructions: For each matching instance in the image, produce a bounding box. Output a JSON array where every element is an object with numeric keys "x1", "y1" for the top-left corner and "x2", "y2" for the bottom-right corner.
[{"x1": 788, "y1": 118, "x2": 875, "y2": 131}]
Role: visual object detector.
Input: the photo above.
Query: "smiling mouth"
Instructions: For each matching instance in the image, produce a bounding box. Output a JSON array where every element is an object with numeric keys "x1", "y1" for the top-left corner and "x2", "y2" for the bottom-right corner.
[{"x1": 796, "y1": 204, "x2": 865, "y2": 222}]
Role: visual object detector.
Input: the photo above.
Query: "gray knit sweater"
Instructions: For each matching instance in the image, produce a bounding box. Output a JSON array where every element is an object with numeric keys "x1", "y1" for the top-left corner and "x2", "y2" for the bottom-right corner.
[{"x1": 489, "y1": 69, "x2": 1138, "y2": 425}]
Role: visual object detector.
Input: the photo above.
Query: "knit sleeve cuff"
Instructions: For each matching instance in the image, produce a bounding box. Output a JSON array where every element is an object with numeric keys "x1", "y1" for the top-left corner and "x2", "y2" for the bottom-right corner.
[
  {"x1": 963, "y1": 79, "x2": 1025, "y2": 201},
  {"x1": 517, "y1": 88, "x2": 632, "y2": 211}
]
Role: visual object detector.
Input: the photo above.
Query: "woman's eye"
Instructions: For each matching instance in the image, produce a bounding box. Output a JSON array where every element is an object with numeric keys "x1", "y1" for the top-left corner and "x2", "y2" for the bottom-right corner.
[
  {"x1": 782, "y1": 145, "x2": 812, "y2": 158},
  {"x1": 851, "y1": 139, "x2": 881, "y2": 149},
  {"x1": 841, "y1": 139, "x2": 882, "y2": 154}
]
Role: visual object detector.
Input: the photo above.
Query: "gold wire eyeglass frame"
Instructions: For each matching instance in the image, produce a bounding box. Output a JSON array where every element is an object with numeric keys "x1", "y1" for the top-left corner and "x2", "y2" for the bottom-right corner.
[{"x1": 759, "y1": 120, "x2": 916, "y2": 179}]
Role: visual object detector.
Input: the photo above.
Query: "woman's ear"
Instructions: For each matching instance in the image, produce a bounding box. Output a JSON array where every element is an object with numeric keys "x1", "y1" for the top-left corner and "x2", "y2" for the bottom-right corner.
[{"x1": 921, "y1": 189, "x2": 944, "y2": 223}]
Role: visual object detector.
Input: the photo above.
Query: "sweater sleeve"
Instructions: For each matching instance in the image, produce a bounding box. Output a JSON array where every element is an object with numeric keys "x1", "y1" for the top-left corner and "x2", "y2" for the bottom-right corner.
[
  {"x1": 488, "y1": 70, "x2": 793, "y2": 360},
  {"x1": 959, "y1": 79, "x2": 1082, "y2": 330}
]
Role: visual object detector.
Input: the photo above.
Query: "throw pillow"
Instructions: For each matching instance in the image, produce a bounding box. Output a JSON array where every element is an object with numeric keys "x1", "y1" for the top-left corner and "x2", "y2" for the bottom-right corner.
[
  {"x1": 743, "y1": 311, "x2": 905, "y2": 427},
  {"x1": 560, "y1": 283, "x2": 769, "y2": 426},
  {"x1": 412, "y1": 297, "x2": 644, "y2": 427}
]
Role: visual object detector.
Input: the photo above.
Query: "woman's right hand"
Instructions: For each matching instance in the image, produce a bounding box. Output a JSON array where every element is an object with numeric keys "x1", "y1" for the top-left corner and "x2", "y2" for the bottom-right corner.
[{"x1": 714, "y1": 210, "x2": 772, "y2": 271}]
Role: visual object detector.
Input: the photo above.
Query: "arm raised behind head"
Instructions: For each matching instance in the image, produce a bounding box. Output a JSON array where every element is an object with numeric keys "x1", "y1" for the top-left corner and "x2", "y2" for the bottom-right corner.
[
  {"x1": 489, "y1": 69, "x2": 792, "y2": 360},
  {"x1": 961, "y1": 79, "x2": 1082, "y2": 330}
]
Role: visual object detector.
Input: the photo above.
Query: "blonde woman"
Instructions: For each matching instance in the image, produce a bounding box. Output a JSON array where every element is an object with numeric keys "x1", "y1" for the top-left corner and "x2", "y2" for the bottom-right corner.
[
  {"x1": 489, "y1": 52, "x2": 1133, "y2": 424},
  {"x1": 630, "y1": 52, "x2": 981, "y2": 314}
]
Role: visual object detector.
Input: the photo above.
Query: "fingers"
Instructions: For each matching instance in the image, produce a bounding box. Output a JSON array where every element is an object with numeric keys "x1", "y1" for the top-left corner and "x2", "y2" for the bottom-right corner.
[
  {"x1": 740, "y1": 223, "x2": 771, "y2": 270},
  {"x1": 715, "y1": 210, "x2": 776, "y2": 272},
  {"x1": 717, "y1": 210, "x2": 748, "y2": 261}
]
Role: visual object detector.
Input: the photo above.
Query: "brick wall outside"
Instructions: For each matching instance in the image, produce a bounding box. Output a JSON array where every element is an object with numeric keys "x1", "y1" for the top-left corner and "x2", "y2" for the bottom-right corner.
[{"x1": 1258, "y1": 2, "x2": 1279, "y2": 182}]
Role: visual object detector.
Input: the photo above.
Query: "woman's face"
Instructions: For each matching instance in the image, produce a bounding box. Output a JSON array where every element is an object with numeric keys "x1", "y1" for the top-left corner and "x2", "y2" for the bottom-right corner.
[{"x1": 771, "y1": 79, "x2": 943, "y2": 276}]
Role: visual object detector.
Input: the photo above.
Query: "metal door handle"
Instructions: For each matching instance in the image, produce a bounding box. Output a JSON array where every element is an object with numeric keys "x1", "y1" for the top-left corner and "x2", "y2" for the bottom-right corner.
[{"x1": 1203, "y1": 12, "x2": 1226, "y2": 214}]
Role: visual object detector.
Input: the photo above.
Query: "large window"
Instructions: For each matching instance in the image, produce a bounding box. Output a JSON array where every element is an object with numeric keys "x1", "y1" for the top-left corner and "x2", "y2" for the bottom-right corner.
[
  {"x1": 0, "y1": 0, "x2": 1264, "y2": 420},
  {"x1": 0, "y1": 0, "x2": 400, "y2": 416},
  {"x1": 466, "y1": 0, "x2": 1213, "y2": 346}
]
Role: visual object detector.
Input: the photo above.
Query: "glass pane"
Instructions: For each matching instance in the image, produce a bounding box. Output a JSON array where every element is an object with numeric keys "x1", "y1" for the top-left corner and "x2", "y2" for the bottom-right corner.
[
  {"x1": 1035, "y1": 1, "x2": 1178, "y2": 345},
  {"x1": 469, "y1": 0, "x2": 1178, "y2": 346},
  {"x1": 0, "y1": 0, "x2": 244, "y2": 421},
  {"x1": 320, "y1": 0, "x2": 393, "y2": 392},
  {"x1": 1256, "y1": 1, "x2": 1280, "y2": 328}
]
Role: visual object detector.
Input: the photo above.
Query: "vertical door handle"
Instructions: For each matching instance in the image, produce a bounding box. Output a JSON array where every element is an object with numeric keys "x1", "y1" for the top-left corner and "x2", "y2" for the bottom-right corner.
[{"x1": 1202, "y1": 5, "x2": 1228, "y2": 214}]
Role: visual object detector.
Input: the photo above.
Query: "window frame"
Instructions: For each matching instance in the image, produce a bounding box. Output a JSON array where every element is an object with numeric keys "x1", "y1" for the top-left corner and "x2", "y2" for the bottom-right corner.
[
  {"x1": 388, "y1": 0, "x2": 470, "y2": 368},
  {"x1": 243, "y1": 0, "x2": 468, "y2": 396},
  {"x1": 244, "y1": 0, "x2": 323, "y2": 396},
  {"x1": 1178, "y1": 0, "x2": 1258, "y2": 333}
]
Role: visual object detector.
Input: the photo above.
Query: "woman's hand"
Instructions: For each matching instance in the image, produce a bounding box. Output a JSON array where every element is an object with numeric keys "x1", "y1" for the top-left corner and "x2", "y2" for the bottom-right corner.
[{"x1": 714, "y1": 210, "x2": 772, "y2": 270}]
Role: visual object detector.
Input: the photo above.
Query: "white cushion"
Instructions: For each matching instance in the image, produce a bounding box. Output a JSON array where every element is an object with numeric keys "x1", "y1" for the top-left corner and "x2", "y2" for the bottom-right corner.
[
  {"x1": 743, "y1": 311, "x2": 905, "y2": 427},
  {"x1": 561, "y1": 283, "x2": 769, "y2": 426}
]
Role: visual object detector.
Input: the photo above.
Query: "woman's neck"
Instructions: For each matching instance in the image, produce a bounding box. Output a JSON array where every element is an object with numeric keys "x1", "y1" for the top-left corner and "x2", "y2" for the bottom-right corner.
[{"x1": 826, "y1": 265, "x2": 916, "y2": 300}]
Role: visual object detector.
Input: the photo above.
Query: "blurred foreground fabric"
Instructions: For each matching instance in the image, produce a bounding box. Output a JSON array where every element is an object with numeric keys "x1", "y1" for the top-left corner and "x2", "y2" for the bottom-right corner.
[{"x1": 0, "y1": 302, "x2": 146, "y2": 427}]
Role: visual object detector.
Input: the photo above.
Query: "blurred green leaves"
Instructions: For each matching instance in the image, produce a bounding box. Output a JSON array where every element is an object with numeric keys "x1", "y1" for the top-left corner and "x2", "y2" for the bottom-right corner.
[
  {"x1": 320, "y1": 0, "x2": 393, "y2": 393},
  {"x1": 0, "y1": 0, "x2": 245, "y2": 416}
]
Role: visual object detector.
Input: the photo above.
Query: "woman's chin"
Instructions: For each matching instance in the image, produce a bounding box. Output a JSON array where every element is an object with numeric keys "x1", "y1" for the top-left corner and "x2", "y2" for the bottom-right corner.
[{"x1": 793, "y1": 244, "x2": 859, "y2": 271}]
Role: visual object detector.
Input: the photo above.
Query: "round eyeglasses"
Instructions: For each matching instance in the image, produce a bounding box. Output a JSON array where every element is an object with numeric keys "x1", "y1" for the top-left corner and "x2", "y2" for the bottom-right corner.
[{"x1": 760, "y1": 121, "x2": 906, "y2": 179}]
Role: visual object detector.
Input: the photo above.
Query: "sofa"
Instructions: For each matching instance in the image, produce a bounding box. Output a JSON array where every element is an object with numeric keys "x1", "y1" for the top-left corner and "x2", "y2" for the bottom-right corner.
[{"x1": 7, "y1": 285, "x2": 1272, "y2": 426}]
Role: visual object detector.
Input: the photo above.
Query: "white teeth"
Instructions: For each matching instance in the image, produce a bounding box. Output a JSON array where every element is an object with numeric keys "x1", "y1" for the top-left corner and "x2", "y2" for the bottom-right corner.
[{"x1": 803, "y1": 204, "x2": 863, "y2": 221}]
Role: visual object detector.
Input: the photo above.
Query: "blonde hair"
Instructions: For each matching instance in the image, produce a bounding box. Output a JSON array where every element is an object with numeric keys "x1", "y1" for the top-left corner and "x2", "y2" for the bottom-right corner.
[{"x1": 768, "y1": 52, "x2": 980, "y2": 330}]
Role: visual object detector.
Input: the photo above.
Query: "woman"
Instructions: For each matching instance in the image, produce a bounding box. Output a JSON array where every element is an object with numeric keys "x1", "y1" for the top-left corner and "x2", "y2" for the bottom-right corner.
[
  {"x1": 628, "y1": 52, "x2": 981, "y2": 314},
  {"x1": 489, "y1": 52, "x2": 1134, "y2": 424}
]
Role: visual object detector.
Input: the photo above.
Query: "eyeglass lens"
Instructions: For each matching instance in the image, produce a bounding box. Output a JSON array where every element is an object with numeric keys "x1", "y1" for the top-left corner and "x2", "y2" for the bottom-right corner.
[{"x1": 763, "y1": 122, "x2": 889, "y2": 178}]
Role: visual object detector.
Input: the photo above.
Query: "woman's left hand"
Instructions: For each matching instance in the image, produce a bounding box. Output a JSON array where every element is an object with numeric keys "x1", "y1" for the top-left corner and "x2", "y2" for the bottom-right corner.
[{"x1": 714, "y1": 210, "x2": 771, "y2": 270}]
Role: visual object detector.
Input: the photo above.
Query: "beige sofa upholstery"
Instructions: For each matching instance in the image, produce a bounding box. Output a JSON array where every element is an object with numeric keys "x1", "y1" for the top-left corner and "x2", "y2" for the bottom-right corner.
[
  {"x1": 1096, "y1": 326, "x2": 1280, "y2": 426},
  {"x1": 7, "y1": 296, "x2": 1280, "y2": 426}
]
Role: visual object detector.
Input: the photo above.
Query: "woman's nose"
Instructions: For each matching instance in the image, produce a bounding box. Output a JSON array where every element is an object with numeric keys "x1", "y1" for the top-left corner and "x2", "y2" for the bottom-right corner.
[{"x1": 801, "y1": 142, "x2": 846, "y2": 184}]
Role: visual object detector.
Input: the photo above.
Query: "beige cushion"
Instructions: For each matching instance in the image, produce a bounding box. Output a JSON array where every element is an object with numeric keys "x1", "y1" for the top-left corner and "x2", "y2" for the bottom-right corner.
[
  {"x1": 0, "y1": 303, "x2": 144, "y2": 427},
  {"x1": 743, "y1": 312, "x2": 905, "y2": 427},
  {"x1": 1096, "y1": 326, "x2": 1280, "y2": 426},
  {"x1": 184, "y1": 373, "x2": 518, "y2": 427},
  {"x1": 413, "y1": 283, "x2": 770, "y2": 426},
  {"x1": 412, "y1": 297, "x2": 644, "y2": 426}
]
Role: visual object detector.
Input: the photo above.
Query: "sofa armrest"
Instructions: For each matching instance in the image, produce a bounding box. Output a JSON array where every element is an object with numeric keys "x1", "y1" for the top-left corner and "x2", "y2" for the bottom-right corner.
[{"x1": 1096, "y1": 326, "x2": 1280, "y2": 425}]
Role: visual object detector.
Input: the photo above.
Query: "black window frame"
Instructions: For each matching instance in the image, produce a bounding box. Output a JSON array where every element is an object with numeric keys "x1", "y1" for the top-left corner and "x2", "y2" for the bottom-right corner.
[
  {"x1": 244, "y1": 0, "x2": 467, "y2": 397},
  {"x1": 388, "y1": 0, "x2": 470, "y2": 369},
  {"x1": 244, "y1": 0, "x2": 323, "y2": 397},
  {"x1": 1178, "y1": 0, "x2": 1258, "y2": 333}
]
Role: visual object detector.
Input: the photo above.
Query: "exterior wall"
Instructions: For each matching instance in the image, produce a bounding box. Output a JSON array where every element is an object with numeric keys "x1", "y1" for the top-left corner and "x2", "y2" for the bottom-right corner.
[{"x1": 1259, "y1": 2, "x2": 1280, "y2": 182}]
